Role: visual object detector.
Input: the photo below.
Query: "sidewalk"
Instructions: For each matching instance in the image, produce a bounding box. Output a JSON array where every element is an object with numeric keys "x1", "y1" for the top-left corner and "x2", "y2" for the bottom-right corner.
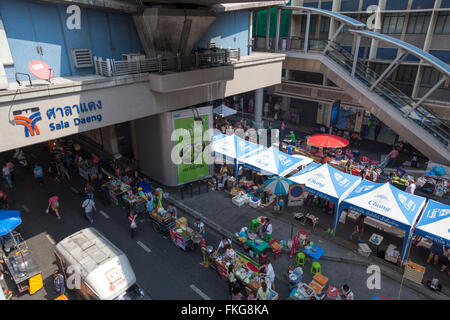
[{"x1": 168, "y1": 188, "x2": 449, "y2": 300}]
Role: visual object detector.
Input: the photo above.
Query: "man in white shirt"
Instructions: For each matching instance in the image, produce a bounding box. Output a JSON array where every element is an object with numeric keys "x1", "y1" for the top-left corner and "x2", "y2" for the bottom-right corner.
[
  {"x1": 261, "y1": 260, "x2": 275, "y2": 290},
  {"x1": 215, "y1": 237, "x2": 232, "y2": 255},
  {"x1": 340, "y1": 284, "x2": 354, "y2": 300},
  {"x1": 82, "y1": 198, "x2": 96, "y2": 224},
  {"x1": 405, "y1": 178, "x2": 416, "y2": 195}
]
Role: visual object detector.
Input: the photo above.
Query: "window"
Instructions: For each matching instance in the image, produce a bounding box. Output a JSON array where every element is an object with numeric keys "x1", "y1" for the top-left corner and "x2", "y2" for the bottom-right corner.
[
  {"x1": 320, "y1": 17, "x2": 330, "y2": 33},
  {"x1": 301, "y1": 15, "x2": 317, "y2": 33},
  {"x1": 434, "y1": 12, "x2": 450, "y2": 34},
  {"x1": 421, "y1": 67, "x2": 441, "y2": 85},
  {"x1": 395, "y1": 65, "x2": 418, "y2": 83},
  {"x1": 382, "y1": 14, "x2": 405, "y2": 34},
  {"x1": 406, "y1": 13, "x2": 431, "y2": 34},
  {"x1": 373, "y1": 63, "x2": 390, "y2": 78},
  {"x1": 0, "y1": 19, "x2": 13, "y2": 66}
]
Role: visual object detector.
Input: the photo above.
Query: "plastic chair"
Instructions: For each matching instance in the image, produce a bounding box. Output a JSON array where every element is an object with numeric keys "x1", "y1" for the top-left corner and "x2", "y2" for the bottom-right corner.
[
  {"x1": 265, "y1": 234, "x2": 273, "y2": 242},
  {"x1": 269, "y1": 238, "x2": 282, "y2": 262},
  {"x1": 296, "y1": 252, "x2": 306, "y2": 267},
  {"x1": 251, "y1": 219, "x2": 259, "y2": 232},
  {"x1": 311, "y1": 261, "x2": 321, "y2": 275}
]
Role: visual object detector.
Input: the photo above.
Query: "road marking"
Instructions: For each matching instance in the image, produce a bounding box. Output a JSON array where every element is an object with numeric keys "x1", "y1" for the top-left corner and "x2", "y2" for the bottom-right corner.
[
  {"x1": 21, "y1": 205, "x2": 30, "y2": 213},
  {"x1": 70, "y1": 187, "x2": 79, "y2": 194},
  {"x1": 99, "y1": 210, "x2": 110, "y2": 219},
  {"x1": 136, "y1": 241, "x2": 151, "y2": 253},
  {"x1": 46, "y1": 234, "x2": 55, "y2": 245},
  {"x1": 190, "y1": 284, "x2": 211, "y2": 300}
]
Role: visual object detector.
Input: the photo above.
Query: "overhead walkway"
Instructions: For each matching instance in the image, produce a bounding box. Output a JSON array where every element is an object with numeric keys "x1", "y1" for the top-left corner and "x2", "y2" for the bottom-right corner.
[{"x1": 258, "y1": 6, "x2": 450, "y2": 165}]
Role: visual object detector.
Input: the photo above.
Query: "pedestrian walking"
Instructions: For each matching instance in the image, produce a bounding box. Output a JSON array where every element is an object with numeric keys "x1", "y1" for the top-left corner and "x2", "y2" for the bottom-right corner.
[
  {"x1": 5, "y1": 160, "x2": 15, "y2": 184},
  {"x1": 227, "y1": 264, "x2": 237, "y2": 295},
  {"x1": 129, "y1": 211, "x2": 137, "y2": 238},
  {"x1": 2, "y1": 163, "x2": 12, "y2": 189},
  {"x1": 349, "y1": 214, "x2": 365, "y2": 243},
  {"x1": 57, "y1": 160, "x2": 70, "y2": 181},
  {"x1": 47, "y1": 192, "x2": 61, "y2": 220},
  {"x1": 53, "y1": 270, "x2": 65, "y2": 296},
  {"x1": 84, "y1": 183, "x2": 94, "y2": 200},
  {"x1": 386, "y1": 147, "x2": 399, "y2": 168},
  {"x1": 33, "y1": 163, "x2": 44, "y2": 185},
  {"x1": 280, "y1": 121, "x2": 285, "y2": 141},
  {"x1": 0, "y1": 189, "x2": 8, "y2": 209},
  {"x1": 82, "y1": 197, "x2": 96, "y2": 224},
  {"x1": 48, "y1": 159, "x2": 61, "y2": 183}
]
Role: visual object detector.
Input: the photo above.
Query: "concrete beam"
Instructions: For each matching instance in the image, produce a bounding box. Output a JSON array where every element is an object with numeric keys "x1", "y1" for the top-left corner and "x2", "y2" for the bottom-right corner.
[
  {"x1": 211, "y1": 1, "x2": 288, "y2": 13},
  {"x1": 37, "y1": 0, "x2": 139, "y2": 13}
]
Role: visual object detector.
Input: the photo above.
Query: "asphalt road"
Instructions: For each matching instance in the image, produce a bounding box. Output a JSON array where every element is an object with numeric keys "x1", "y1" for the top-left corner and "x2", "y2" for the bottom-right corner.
[{"x1": 0, "y1": 144, "x2": 238, "y2": 300}]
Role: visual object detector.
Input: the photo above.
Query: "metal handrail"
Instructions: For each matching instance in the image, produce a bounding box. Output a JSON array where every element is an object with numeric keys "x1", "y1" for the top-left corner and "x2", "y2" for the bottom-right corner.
[{"x1": 324, "y1": 43, "x2": 450, "y2": 146}]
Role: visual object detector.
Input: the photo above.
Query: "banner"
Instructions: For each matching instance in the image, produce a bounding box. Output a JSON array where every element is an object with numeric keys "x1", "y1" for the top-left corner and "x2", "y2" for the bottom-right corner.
[{"x1": 173, "y1": 115, "x2": 210, "y2": 184}]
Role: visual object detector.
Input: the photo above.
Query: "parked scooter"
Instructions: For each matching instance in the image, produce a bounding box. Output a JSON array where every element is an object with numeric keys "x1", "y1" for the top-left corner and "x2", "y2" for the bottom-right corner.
[{"x1": 13, "y1": 149, "x2": 28, "y2": 168}]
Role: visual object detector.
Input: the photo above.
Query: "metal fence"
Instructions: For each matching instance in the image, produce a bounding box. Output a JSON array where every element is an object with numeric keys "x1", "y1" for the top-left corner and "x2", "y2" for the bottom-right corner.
[{"x1": 94, "y1": 49, "x2": 239, "y2": 77}]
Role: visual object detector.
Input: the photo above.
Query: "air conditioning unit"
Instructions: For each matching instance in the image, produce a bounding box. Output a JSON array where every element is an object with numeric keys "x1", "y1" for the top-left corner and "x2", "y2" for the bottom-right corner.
[
  {"x1": 122, "y1": 53, "x2": 146, "y2": 61},
  {"x1": 71, "y1": 48, "x2": 93, "y2": 68}
]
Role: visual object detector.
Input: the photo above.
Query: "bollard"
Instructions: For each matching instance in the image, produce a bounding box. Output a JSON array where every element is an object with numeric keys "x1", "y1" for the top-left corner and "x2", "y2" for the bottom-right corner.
[
  {"x1": 190, "y1": 183, "x2": 193, "y2": 198},
  {"x1": 180, "y1": 186, "x2": 184, "y2": 200},
  {"x1": 198, "y1": 181, "x2": 201, "y2": 195},
  {"x1": 205, "y1": 180, "x2": 209, "y2": 193}
]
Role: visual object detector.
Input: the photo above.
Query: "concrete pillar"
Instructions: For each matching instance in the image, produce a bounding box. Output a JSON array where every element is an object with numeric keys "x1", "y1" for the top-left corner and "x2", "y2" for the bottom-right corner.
[
  {"x1": 329, "y1": 0, "x2": 342, "y2": 39},
  {"x1": 275, "y1": 8, "x2": 282, "y2": 51},
  {"x1": 266, "y1": 7, "x2": 271, "y2": 50},
  {"x1": 100, "y1": 125, "x2": 119, "y2": 155},
  {"x1": 368, "y1": 0, "x2": 386, "y2": 61},
  {"x1": 129, "y1": 120, "x2": 139, "y2": 161},
  {"x1": 281, "y1": 70, "x2": 290, "y2": 119},
  {"x1": 254, "y1": 88, "x2": 264, "y2": 129},
  {"x1": 249, "y1": 10, "x2": 254, "y2": 55},
  {"x1": 412, "y1": 0, "x2": 442, "y2": 98}
]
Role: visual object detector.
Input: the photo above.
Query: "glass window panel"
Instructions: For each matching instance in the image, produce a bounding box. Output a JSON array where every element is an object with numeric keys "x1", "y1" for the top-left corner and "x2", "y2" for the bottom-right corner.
[
  {"x1": 414, "y1": 15, "x2": 425, "y2": 33},
  {"x1": 443, "y1": 15, "x2": 450, "y2": 34},
  {"x1": 396, "y1": 16, "x2": 405, "y2": 33},
  {"x1": 434, "y1": 14, "x2": 446, "y2": 34}
]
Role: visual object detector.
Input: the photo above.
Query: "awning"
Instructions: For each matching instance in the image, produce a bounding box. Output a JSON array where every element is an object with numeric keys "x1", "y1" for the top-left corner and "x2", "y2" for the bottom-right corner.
[
  {"x1": 213, "y1": 104, "x2": 237, "y2": 118},
  {"x1": 339, "y1": 180, "x2": 426, "y2": 260},
  {"x1": 212, "y1": 134, "x2": 264, "y2": 160},
  {"x1": 302, "y1": 163, "x2": 361, "y2": 203},
  {"x1": 0, "y1": 210, "x2": 21, "y2": 236},
  {"x1": 288, "y1": 162, "x2": 322, "y2": 185},
  {"x1": 413, "y1": 200, "x2": 450, "y2": 247},
  {"x1": 240, "y1": 146, "x2": 312, "y2": 177}
]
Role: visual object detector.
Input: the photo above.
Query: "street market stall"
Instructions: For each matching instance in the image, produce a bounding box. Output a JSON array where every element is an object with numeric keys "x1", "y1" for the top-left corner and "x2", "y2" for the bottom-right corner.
[
  {"x1": 337, "y1": 180, "x2": 427, "y2": 262},
  {"x1": 412, "y1": 200, "x2": 450, "y2": 247},
  {"x1": 289, "y1": 163, "x2": 361, "y2": 233},
  {"x1": 0, "y1": 210, "x2": 43, "y2": 295},
  {"x1": 101, "y1": 179, "x2": 132, "y2": 207},
  {"x1": 239, "y1": 146, "x2": 312, "y2": 177},
  {"x1": 169, "y1": 218, "x2": 202, "y2": 251}
]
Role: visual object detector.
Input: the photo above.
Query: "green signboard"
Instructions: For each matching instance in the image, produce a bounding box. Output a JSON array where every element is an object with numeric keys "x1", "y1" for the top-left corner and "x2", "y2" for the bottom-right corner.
[{"x1": 173, "y1": 115, "x2": 210, "y2": 184}]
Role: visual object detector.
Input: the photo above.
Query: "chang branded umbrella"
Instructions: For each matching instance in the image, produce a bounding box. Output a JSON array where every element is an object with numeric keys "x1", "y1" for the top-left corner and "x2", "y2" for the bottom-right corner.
[
  {"x1": 264, "y1": 176, "x2": 294, "y2": 195},
  {"x1": 307, "y1": 134, "x2": 349, "y2": 148}
]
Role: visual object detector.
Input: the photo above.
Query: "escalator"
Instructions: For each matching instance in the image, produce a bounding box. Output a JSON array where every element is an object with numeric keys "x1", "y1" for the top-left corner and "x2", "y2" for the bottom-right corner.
[{"x1": 294, "y1": 41, "x2": 450, "y2": 164}]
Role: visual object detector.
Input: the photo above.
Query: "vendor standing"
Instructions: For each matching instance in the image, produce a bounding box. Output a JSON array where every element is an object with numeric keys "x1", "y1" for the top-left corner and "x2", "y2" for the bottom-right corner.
[
  {"x1": 344, "y1": 159, "x2": 353, "y2": 174},
  {"x1": 215, "y1": 237, "x2": 232, "y2": 255},
  {"x1": 259, "y1": 218, "x2": 273, "y2": 242},
  {"x1": 166, "y1": 203, "x2": 178, "y2": 222},
  {"x1": 259, "y1": 260, "x2": 275, "y2": 290},
  {"x1": 194, "y1": 219, "x2": 206, "y2": 238}
]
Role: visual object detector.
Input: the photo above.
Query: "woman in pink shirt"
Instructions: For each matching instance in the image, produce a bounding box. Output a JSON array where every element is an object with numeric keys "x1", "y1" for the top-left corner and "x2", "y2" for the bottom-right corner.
[
  {"x1": 387, "y1": 147, "x2": 399, "y2": 168},
  {"x1": 47, "y1": 192, "x2": 61, "y2": 220}
]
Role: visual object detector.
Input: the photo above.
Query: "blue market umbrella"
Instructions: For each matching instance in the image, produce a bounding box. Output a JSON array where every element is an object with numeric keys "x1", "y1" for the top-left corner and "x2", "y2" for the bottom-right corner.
[
  {"x1": 0, "y1": 210, "x2": 21, "y2": 236},
  {"x1": 264, "y1": 176, "x2": 294, "y2": 195}
]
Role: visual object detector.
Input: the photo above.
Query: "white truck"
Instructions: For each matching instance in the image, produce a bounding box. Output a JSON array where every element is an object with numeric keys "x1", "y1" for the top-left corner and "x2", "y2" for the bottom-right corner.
[{"x1": 54, "y1": 227, "x2": 148, "y2": 300}]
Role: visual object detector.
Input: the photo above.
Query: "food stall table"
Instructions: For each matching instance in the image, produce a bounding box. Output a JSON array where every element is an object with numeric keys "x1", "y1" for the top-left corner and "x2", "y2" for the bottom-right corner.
[
  {"x1": 4, "y1": 250, "x2": 43, "y2": 294},
  {"x1": 245, "y1": 239, "x2": 269, "y2": 256},
  {"x1": 289, "y1": 283, "x2": 321, "y2": 300},
  {"x1": 303, "y1": 245, "x2": 325, "y2": 261},
  {"x1": 368, "y1": 233, "x2": 384, "y2": 255}
]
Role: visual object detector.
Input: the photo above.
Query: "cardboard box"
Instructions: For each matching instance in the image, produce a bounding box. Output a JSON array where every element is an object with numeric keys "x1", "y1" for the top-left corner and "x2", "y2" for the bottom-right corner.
[
  {"x1": 175, "y1": 217, "x2": 187, "y2": 228},
  {"x1": 358, "y1": 243, "x2": 372, "y2": 257},
  {"x1": 404, "y1": 261, "x2": 425, "y2": 284}
]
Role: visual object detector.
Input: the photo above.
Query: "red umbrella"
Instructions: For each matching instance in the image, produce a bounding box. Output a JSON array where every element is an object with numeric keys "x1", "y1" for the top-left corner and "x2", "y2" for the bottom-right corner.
[{"x1": 307, "y1": 134, "x2": 349, "y2": 148}]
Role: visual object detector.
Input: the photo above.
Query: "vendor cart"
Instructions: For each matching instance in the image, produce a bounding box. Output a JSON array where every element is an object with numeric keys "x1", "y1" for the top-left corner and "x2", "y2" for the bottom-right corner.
[
  {"x1": 289, "y1": 283, "x2": 324, "y2": 300},
  {"x1": 169, "y1": 227, "x2": 197, "y2": 251},
  {"x1": 148, "y1": 211, "x2": 175, "y2": 234}
]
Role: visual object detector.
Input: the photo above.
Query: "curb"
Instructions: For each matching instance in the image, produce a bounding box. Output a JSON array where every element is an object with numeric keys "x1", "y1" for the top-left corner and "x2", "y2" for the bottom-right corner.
[{"x1": 168, "y1": 195, "x2": 449, "y2": 300}]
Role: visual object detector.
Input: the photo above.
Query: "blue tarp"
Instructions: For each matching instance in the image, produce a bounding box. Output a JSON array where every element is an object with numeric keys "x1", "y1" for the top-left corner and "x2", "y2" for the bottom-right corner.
[
  {"x1": 413, "y1": 200, "x2": 450, "y2": 247},
  {"x1": 0, "y1": 210, "x2": 21, "y2": 236}
]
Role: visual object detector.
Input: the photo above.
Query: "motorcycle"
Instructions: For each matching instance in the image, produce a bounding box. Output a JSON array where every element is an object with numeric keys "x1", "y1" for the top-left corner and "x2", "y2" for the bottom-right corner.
[{"x1": 13, "y1": 149, "x2": 28, "y2": 168}]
